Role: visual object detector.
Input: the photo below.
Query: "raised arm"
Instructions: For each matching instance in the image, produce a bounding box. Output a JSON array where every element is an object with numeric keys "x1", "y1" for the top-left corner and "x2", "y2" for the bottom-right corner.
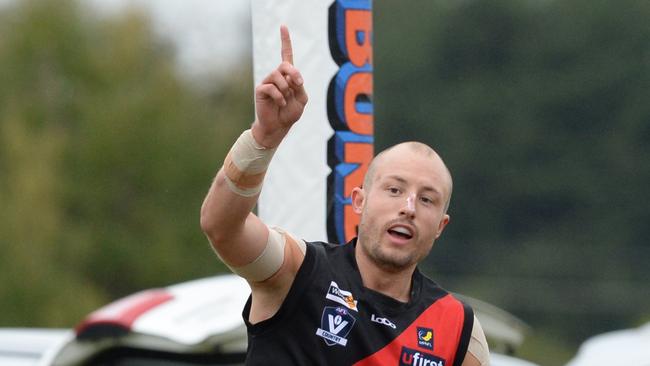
[{"x1": 200, "y1": 26, "x2": 308, "y2": 312}]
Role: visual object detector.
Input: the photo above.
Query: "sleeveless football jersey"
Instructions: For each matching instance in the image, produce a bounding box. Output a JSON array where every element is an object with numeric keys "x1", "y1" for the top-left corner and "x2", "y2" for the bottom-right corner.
[{"x1": 243, "y1": 239, "x2": 474, "y2": 366}]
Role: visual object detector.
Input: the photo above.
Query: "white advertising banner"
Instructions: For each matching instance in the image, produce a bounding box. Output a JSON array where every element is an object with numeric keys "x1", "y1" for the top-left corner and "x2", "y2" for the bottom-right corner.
[{"x1": 252, "y1": 0, "x2": 373, "y2": 244}]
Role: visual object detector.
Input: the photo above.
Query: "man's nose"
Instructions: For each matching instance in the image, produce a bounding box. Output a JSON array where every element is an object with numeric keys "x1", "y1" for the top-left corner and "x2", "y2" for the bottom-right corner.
[{"x1": 400, "y1": 193, "x2": 416, "y2": 218}]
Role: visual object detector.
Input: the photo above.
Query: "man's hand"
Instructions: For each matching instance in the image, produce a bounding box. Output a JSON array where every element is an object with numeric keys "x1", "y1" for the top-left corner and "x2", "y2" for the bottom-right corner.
[{"x1": 252, "y1": 25, "x2": 308, "y2": 148}]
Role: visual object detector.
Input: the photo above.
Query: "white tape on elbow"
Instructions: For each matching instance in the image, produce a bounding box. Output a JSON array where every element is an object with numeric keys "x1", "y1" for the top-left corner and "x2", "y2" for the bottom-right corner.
[
  {"x1": 467, "y1": 315, "x2": 490, "y2": 365},
  {"x1": 222, "y1": 129, "x2": 276, "y2": 197},
  {"x1": 229, "y1": 227, "x2": 286, "y2": 282}
]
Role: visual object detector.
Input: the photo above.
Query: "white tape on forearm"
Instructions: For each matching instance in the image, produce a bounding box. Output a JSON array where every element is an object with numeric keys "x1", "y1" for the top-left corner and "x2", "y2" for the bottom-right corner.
[
  {"x1": 223, "y1": 176, "x2": 263, "y2": 197},
  {"x1": 223, "y1": 129, "x2": 276, "y2": 197}
]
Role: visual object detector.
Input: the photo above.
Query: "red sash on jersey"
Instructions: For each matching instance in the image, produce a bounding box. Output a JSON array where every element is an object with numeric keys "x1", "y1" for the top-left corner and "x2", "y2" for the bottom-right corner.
[{"x1": 353, "y1": 294, "x2": 468, "y2": 366}]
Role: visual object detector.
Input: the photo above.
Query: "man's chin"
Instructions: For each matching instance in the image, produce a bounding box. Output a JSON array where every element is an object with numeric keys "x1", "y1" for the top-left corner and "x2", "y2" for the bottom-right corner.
[{"x1": 373, "y1": 250, "x2": 414, "y2": 272}]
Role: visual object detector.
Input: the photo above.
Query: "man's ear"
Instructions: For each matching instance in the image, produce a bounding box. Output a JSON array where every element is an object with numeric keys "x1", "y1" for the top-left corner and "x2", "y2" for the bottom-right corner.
[
  {"x1": 351, "y1": 186, "x2": 365, "y2": 214},
  {"x1": 435, "y1": 214, "x2": 450, "y2": 239}
]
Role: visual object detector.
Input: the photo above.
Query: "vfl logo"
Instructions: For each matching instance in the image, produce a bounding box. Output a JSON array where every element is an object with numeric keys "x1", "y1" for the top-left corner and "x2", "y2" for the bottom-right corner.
[
  {"x1": 417, "y1": 327, "x2": 434, "y2": 350},
  {"x1": 370, "y1": 314, "x2": 396, "y2": 329},
  {"x1": 326, "y1": 281, "x2": 358, "y2": 311},
  {"x1": 400, "y1": 346, "x2": 445, "y2": 366},
  {"x1": 316, "y1": 306, "x2": 356, "y2": 347}
]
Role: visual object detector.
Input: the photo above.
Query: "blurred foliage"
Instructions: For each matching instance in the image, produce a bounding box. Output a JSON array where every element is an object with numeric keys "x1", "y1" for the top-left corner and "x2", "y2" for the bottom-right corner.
[
  {"x1": 0, "y1": 0, "x2": 252, "y2": 326},
  {"x1": 374, "y1": 0, "x2": 650, "y2": 364}
]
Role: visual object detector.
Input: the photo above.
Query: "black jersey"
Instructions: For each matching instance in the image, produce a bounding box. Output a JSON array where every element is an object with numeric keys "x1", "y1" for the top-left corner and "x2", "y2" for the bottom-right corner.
[{"x1": 243, "y1": 239, "x2": 474, "y2": 366}]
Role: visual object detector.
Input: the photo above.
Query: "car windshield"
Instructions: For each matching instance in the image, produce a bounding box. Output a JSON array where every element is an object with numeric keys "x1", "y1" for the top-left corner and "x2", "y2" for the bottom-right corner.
[
  {"x1": 98, "y1": 361, "x2": 242, "y2": 366},
  {"x1": 84, "y1": 348, "x2": 246, "y2": 366}
]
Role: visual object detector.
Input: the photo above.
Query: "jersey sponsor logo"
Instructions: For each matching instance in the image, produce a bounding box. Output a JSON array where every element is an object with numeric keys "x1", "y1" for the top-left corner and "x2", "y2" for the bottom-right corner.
[
  {"x1": 316, "y1": 306, "x2": 356, "y2": 347},
  {"x1": 325, "y1": 281, "x2": 358, "y2": 311},
  {"x1": 417, "y1": 327, "x2": 434, "y2": 350},
  {"x1": 370, "y1": 313, "x2": 396, "y2": 329},
  {"x1": 399, "y1": 346, "x2": 445, "y2": 366}
]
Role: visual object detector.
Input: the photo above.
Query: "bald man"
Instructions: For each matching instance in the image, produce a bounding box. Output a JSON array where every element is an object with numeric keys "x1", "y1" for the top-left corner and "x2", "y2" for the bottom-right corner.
[{"x1": 200, "y1": 26, "x2": 489, "y2": 366}]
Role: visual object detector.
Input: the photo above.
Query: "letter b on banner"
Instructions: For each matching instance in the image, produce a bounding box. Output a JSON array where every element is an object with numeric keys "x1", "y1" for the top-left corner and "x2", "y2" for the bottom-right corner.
[{"x1": 327, "y1": 0, "x2": 374, "y2": 244}]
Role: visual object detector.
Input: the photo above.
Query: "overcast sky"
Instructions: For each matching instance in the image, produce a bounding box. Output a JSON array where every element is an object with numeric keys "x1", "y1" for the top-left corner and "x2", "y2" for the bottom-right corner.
[
  {"x1": 85, "y1": 0, "x2": 252, "y2": 77},
  {"x1": 0, "y1": 0, "x2": 252, "y2": 76}
]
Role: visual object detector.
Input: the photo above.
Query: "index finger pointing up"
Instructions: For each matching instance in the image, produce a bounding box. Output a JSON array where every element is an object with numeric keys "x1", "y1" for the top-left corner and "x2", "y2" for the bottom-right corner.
[{"x1": 280, "y1": 25, "x2": 293, "y2": 65}]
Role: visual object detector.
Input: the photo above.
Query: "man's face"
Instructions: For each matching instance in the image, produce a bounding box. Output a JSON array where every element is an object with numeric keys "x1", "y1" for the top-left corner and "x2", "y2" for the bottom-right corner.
[{"x1": 353, "y1": 146, "x2": 451, "y2": 273}]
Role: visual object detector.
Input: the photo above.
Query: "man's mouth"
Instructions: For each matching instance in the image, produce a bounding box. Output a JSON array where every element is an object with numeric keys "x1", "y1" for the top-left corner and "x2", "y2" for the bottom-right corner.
[{"x1": 387, "y1": 225, "x2": 414, "y2": 240}]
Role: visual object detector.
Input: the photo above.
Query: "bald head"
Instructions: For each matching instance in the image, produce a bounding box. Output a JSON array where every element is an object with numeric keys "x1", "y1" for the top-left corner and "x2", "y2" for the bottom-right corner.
[{"x1": 363, "y1": 142, "x2": 453, "y2": 212}]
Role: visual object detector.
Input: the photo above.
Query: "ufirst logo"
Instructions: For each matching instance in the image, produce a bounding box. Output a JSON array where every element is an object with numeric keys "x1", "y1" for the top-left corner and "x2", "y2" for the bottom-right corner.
[
  {"x1": 399, "y1": 347, "x2": 445, "y2": 366},
  {"x1": 326, "y1": 0, "x2": 374, "y2": 244}
]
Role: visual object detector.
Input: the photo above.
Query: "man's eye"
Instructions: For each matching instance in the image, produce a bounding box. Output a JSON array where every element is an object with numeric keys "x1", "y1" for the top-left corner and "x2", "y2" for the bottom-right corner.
[
  {"x1": 388, "y1": 187, "x2": 400, "y2": 194},
  {"x1": 421, "y1": 196, "x2": 433, "y2": 204}
]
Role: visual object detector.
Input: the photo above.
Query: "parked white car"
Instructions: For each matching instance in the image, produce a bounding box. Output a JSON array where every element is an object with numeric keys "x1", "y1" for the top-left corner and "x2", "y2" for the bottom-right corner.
[
  {"x1": 565, "y1": 322, "x2": 650, "y2": 366},
  {"x1": 0, "y1": 328, "x2": 71, "y2": 366},
  {"x1": 1, "y1": 274, "x2": 539, "y2": 366}
]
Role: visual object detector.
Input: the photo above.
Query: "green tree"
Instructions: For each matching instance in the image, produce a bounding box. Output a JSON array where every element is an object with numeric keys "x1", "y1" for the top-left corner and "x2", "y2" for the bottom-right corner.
[
  {"x1": 374, "y1": 0, "x2": 650, "y2": 364},
  {"x1": 0, "y1": 0, "x2": 252, "y2": 326}
]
